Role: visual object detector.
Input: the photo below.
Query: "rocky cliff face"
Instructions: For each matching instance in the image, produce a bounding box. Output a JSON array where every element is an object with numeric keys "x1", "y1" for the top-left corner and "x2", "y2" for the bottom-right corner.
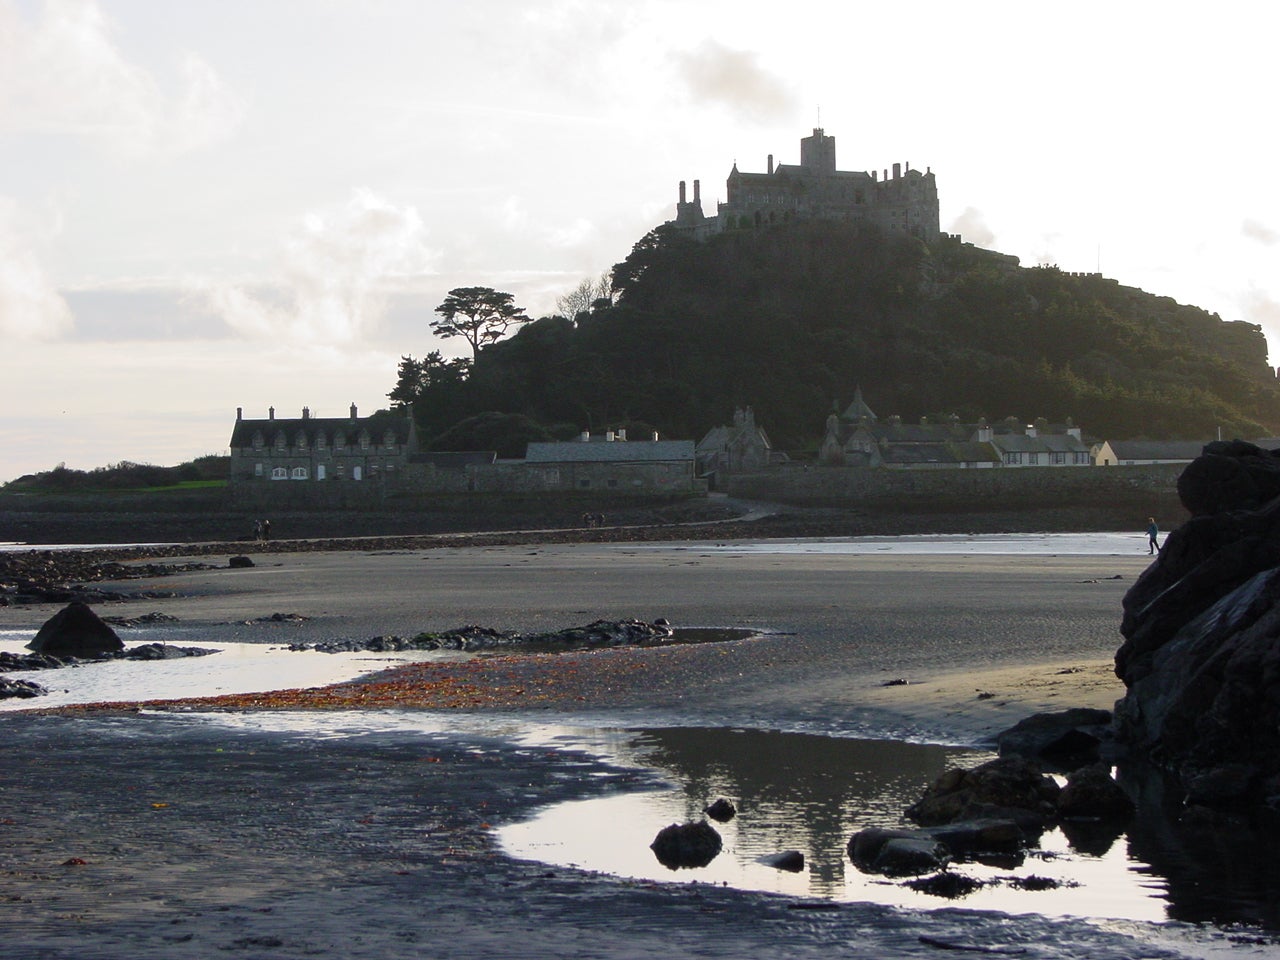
[{"x1": 1116, "y1": 440, "x2": 1280, "y2": 808}]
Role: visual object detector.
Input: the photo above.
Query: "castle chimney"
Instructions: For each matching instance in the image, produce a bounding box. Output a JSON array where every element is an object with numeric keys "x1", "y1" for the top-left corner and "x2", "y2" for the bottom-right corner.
[
  {"x1": 893, "y1": 162, "x2": 901, "y2": 179},
  {"x1": 768, "y1": 154, "x2": 774, "y2": 174},
  {"x1": 679, "y1": 180, "x2": 687, "y2": 204},
  {"x1": 693, "y1": 180, "x2": 701, "y2": 203},
  {"x1": 269, "y1": 406, "x2": 275, "y2": 420}
]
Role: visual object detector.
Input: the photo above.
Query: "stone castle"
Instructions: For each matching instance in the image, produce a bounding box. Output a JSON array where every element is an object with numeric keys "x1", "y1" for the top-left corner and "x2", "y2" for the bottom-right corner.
[{"x1": 670, "y1": 128, "x2": 939, "y2": 241}]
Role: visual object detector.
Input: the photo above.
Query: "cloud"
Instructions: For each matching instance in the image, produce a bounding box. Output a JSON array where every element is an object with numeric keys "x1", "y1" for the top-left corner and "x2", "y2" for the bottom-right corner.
[
  {"x1": 949, "y1": 207, "x2": 996, "y2": 247},
  {"x1": 202, "y1": 189, "x2": 438, "y2": 345},
  {"x1": 671, "y1": 40, "x2": 798, "y2": 123},
  {"x1": 0, "y1": 0, "x2": 243, "y2": 156},
  {"x1": 0, "y1": 196, "x2": 74, "y2": 341},
  {"x1": 1241, "y1": 288, "x2": 1280, "y2": 329},
  {"x1": 1243, "y1": 219, "x2": 1279, "y2": 246}
]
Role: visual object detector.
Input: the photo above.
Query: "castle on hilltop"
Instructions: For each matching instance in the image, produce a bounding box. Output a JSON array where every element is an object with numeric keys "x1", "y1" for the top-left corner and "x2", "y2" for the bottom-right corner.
[{"x1": 670, "y1": 128, "x2": 939, "y2": 241}]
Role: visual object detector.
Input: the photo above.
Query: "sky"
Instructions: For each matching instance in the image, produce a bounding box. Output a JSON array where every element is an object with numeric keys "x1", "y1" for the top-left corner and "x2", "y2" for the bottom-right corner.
[{"x1": 3, "y1": 0, "x2": 1279, "y2": 482}]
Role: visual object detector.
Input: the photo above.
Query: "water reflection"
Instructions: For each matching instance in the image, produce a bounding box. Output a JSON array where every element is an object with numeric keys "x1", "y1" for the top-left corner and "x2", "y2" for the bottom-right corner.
[{"x1": 499, "y1": 726, "x2": 1228, "y2": 925}]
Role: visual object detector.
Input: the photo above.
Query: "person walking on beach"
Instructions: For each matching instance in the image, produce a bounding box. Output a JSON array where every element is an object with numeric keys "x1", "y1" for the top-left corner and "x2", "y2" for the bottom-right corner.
[{"x1": 1147, "y1": 517, "x2": 1160, "y2": 555}]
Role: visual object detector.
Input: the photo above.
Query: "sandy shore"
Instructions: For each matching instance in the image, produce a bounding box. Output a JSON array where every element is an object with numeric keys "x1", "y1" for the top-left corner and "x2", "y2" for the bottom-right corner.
[{"x1": 3, "y1": 539, "x2": 1240, "y2": 959}]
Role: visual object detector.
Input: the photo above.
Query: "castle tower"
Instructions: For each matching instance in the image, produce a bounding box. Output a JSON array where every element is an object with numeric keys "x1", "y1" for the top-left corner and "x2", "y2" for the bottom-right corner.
[{"x1": 800, "y1": 128, "x2": 836, "y2": 175}]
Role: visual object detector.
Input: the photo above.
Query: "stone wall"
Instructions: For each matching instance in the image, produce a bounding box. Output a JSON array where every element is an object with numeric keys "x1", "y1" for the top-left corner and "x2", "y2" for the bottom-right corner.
[{"x1": 726, "y1": 463, "x2": 1183, "y2": 508}]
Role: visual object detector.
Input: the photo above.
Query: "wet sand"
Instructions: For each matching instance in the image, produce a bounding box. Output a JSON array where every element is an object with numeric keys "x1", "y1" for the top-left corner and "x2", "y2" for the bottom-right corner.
[{"x1": 2, "y1": 541, "x2": 1227, "y2": 959}]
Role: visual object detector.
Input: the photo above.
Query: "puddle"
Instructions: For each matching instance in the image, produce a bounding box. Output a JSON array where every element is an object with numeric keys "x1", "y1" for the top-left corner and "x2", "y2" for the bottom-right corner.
[{"x1": 497, "y1": 726, "x2": 1274, "y2": 928}]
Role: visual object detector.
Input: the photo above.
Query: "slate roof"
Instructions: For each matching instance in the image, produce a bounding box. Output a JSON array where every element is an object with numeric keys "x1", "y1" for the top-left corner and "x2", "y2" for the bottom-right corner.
[
  {"x1": 230, "y1": 410, "x2": 414, "y2": 449},
  {"x1": 525, "y1": 440, "x2": 695, "y2": 463},
  {"x1": 409, "y1": 451, "x2": 497, "y2": 468},
  {"x1": 1107, "y1": 441, "x2": 1207, "y2": 462}
]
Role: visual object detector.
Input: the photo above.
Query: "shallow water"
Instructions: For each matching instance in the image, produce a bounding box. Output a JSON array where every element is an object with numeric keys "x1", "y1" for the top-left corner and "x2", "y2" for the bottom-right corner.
[
  {"x1": 662, "y1": 532, "x2": 1150, "y2": 556},
  {"x1": 0, "y1": 634, "x2": 459, "y2": 711}
]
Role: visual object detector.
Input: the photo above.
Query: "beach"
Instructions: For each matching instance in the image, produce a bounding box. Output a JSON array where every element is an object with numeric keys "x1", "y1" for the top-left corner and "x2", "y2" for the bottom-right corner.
[{"x1": 1, "y1": 536, "x2": 1260, "y2": 958}]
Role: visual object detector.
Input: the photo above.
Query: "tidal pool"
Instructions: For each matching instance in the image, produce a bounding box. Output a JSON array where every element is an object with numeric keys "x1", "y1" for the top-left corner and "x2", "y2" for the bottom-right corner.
[{"x1": 498, "y1": 726, "x2": 1275, "y2": 930}]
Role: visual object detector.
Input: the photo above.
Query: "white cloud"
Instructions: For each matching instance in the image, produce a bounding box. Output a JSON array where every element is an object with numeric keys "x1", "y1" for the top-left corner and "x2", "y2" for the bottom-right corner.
[
  {"x1": 670, "y1": 40, "x2": 798, "y2": 124},
  {"x1": 0, "y1": 196, "x2": 74, "y2": 340},
  {"x1": 0, "y1": 0, "x2": 243, "y2": 156},
  {"x1": 949, "y1": 207, "x2": 996, "y2": 248},
  {"x1": 1243, "y1": 219, "x2": 1279, "y2": 246},
  {"x1": 202, "y1": 189, "x2": 438, "y2": 345}
]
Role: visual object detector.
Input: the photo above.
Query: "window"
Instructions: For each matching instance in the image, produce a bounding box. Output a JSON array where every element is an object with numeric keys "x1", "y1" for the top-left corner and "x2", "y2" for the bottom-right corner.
[
  {"x1": 271, "y1": 466, "x2": 288, "y2": 480},
  {"x1": 353, "y1": 466, "x2": 363, "y2": 481},
  {"x1": 317, "y1": 465, "x2": 326, "y2": 481},
  {"x1": 1006, "y1": 452, "x2": 1023, "y2": 465},
  {"x1": 296, "y1": 433, "x2": 307, "y2": 452},
  {"x1": 607, "y1": 478, "x2": 618, "y2": 488},
  {"x1": 1075, "y1": 452, "x2": 1090, "y2": 464},
  {"x1": 383, "y1": 431, "x2": 396, "y2": 449},
  {"x1": 290, "y1": 467, "x2": 308, "y2": 480},
  {"x1": 254, "y1": 462, "x2": 263, "y2": 477},
  {"x1": 1027, "y1": 453, "x2": 1039, "y2": 465},
  {"x1": 315, "y1": 434, "x2": 326, "y2": 450},
  {"x1": 578, "y1": 478, "x2": 591, "y2": 488}
]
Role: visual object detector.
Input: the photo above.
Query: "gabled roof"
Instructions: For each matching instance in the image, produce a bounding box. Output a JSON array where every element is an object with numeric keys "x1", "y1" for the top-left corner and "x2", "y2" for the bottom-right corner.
[{"x1": 526, "y1": 440, "x2": 695, "y2": 463}]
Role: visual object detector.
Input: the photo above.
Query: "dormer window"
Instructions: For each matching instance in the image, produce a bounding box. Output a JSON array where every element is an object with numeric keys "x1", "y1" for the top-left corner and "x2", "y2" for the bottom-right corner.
[
  {"x1": 274, "y1": 433, "x2": 286, "y2": 452},
  {"x1": 359, "y1": 431, "x2": 370, "y2": 451},
  {"x1": 296, "y1": 433, "x2": 308, "y2": 452},
  {"x1": 252, "y1": 431, "x2": 264, "y2": 451},
  {"x1": 315, "y1": 433, "x2": 326, "y2": 451},
  {"x1": 334, "y1": 431, "x2": 345, "y2": 449},
  {"x1": 383, "y1": 430, "x2": 396, "y2": 449}
]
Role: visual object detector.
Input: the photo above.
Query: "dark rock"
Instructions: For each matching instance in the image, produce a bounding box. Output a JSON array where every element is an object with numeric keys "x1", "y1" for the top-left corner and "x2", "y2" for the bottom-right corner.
[
  {"x1": 1115, "y1": 441, "x2": 1280, "y2": 809},
  {"x1": 0, "y1": 650, "x2": 66, "y2": 672},
  {"x1": 847, "y1": 828, "x2": 949, "y2": 877},
  {"x1": 0, "y1": 677, "x2": 47, "y2": 699},
  {"x1": 759, "y1": 850, "x2": 805, "y2": 872},
  {"x1": 922, "y1": 818, "x2": 1025, "y2": 858},
  {"x1": 122, "y1": 643, "x2": 218, "y2": 661},
  {"x1": 704, "y1": 798, "x2": 736, "y2": 822},
  {"x1": 649, "y1": 820, "x2": 721, "y2": 869},
  {"x1": 905, "y1": 756, "x2": 1059, "y2": 828},
  {"x1": 228, "y1": 555, "x2": 255, "y2": 568},
  {"x1": 995, "y1": 708, "x2": 1114, "y2": 770},
  {"x1": 1056, "y1": 763, "x2": 1134, "y2": 819},
  {"x1": 27, "y1": 601, "x2": 123, "y2": 656},
  {"x1": 904, "y1": 871, "x2": 984, "y2": 898}
]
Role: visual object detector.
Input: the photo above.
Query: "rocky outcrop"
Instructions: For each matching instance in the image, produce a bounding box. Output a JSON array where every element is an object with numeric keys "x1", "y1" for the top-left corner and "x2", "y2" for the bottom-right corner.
[
  {"x1": 27, "y1": 601, "x2": 123, "y2": 656},
  {"x1": 1116, "y1": 440, "x2": 1280, "y2": 809},
  {"x1": 294, "y1": 619, "x2": 677, "y2": 655}
]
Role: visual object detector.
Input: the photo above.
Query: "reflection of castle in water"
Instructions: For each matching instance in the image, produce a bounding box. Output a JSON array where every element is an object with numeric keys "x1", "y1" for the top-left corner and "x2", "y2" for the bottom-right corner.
[{"x1": 633, "y1": 727, "x2": 977, "y2": 897}]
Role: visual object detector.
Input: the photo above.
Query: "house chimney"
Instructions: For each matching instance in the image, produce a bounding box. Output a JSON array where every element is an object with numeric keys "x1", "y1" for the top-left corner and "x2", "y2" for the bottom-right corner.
[
  {"x1": 1026, "y1": 424, "x2": 1037, "y2": 438},
  {"x1": 269, "y1": 406, "x2": 275, "y2": 420},
  {"x1": 768, "y1": 154, "x2": 774, "y2": 174},
  {"x1": 617, "y1": 428, "x2": 627, "y2": 441},
  {"x1": 236, "y1": 407, "x2": 242, "y2": 421},
  {"x1": 893, "y1": 162, "x2": 901, "y2": 179},
  {"x1": 679, "y1": 180, "x2": 687, "y2": 204},
  {"x1": 606, "y1": 431, "x2": 616, "y2": 442},
  {"x1": 693, "y1": 180, "x2": 701, "y2": 204},
  {"x1": 349, "y1": 403, "x2": 358, "y2": 420},
  {"x1": 302, "y1": 406, "x2": 310, "y2": 420},
  {"x1": 651, "y1": 431, "x2": 660, "y2": 442},
  {"x1": 579, "y1": 430, "x2": 590, "y2": 442}
]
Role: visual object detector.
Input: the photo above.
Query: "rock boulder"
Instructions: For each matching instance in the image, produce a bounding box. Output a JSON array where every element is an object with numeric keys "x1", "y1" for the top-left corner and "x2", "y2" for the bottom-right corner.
[{"x1": 27, "y1": 601, "x2": 123, "y2": 657}]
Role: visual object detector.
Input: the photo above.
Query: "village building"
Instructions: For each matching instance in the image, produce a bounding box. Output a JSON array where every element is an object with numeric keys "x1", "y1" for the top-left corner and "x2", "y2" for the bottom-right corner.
[
  {"x1": 513, "y1": 431, "x2": 699, "y2": 494},
  {"x1": 819, "y1": 389, "x2": 1093, "y2": 469},
  {"x1": 670, "y1": 128, "x2": 940, "y2": 242},
  {"x1": 695, "y1": 407, "x2": 778, "y2": 485},
  {"x1": 228, "y1": 405, "x2": 419, "y2": 484}
]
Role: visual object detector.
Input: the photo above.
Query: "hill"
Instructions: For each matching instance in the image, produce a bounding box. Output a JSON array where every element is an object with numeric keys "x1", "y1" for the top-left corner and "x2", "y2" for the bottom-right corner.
[{"x1": 401, "y1": 222, "x2": 1280, "y2": 450}]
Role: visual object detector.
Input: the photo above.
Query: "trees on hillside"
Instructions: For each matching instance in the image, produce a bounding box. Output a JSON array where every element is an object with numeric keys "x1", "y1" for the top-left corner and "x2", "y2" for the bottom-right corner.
[{"x1": 431, "y1": 287, "x2": 528, "y2": 359}]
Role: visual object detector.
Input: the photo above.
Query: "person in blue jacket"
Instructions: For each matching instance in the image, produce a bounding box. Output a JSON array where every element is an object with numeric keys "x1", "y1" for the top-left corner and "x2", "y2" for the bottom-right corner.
[{"x1": 1146, "y1": 517, "x2": 1160, "y2": 555}]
